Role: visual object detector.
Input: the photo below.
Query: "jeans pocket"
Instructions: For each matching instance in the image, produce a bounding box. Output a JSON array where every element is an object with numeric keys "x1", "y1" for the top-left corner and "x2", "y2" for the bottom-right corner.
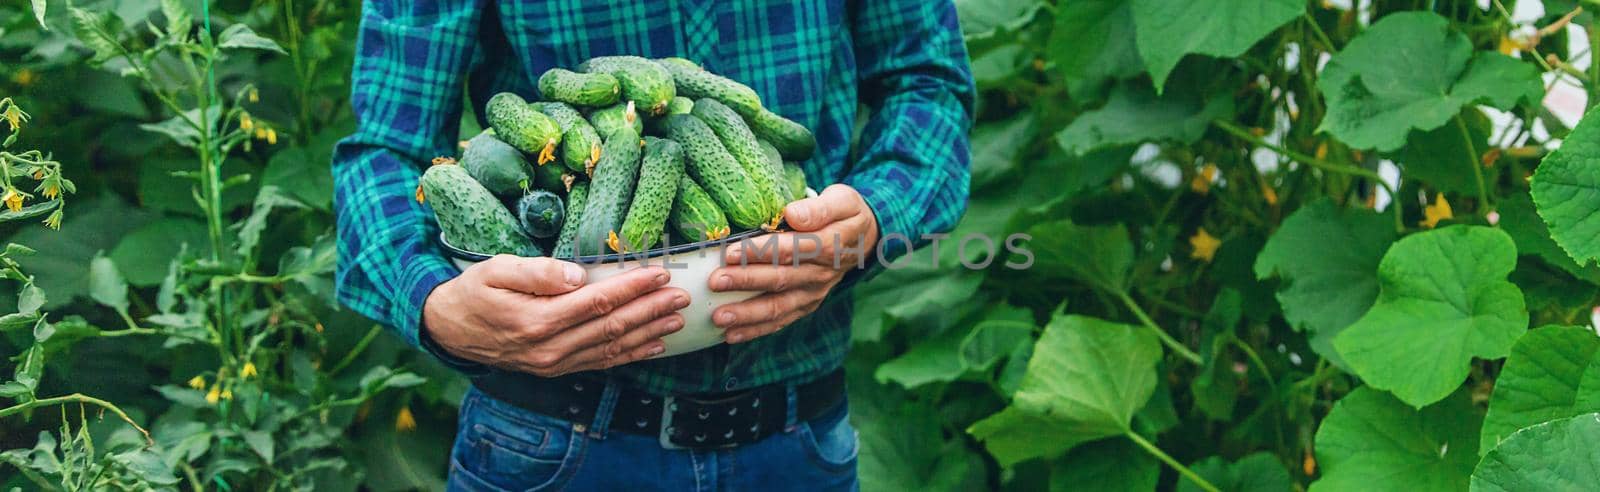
[
  {"x1": 796, "y1": 405, "x2": 859, "y2": 474},
  {"x1": 450, "y1": 391, "x2": 587, "y2": 492}
]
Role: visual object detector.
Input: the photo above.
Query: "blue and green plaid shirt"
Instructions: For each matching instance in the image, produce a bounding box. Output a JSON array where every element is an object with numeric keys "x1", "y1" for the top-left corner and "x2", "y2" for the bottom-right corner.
[{"x1": 333, "y1": 0, "x2": 974, "y2": 394}]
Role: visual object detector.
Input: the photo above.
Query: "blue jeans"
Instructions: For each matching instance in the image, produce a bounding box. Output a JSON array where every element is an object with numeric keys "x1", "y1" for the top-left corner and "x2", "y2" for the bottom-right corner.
[{"x1": 447, "y1": 385, "x2": 859, "y2": 491}]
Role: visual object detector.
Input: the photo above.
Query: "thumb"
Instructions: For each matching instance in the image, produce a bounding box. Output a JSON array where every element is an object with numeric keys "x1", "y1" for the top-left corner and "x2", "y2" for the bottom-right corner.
[
  {"x1": 784, "y1": 184, "x2": 861, "y2": 232},
  {"x1": 473, "y1": 255, "x2": 586, "y2": 296}
]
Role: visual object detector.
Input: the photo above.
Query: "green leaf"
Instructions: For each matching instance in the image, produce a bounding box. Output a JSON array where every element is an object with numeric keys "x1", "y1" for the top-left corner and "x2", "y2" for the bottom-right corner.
[
  {"x1": 1193, "y1": 290, "x2": 1242, "y2": 420},
  {"x1": 1025, "y1": 220, "x2": 1133, "y2": 293},
  {"x1": 1178, "y1": 453, "x2": 1292, "y2": 492},
  {"x1": 875, "y1": 327, "x2": 967, "y2": 389},
  {"x1": 970, "y1": 112, "x2": 1036, "y2": 187},
  {"x1": 1310, "y1": 387, "x2": 1481, "y2": 492},
  {"x1": 960, "y1": 319, "x2": 1034, "y2": 371},
  {"x1": 242, "y1": 430, "x2": 274, "y2": 463},
  {"x1": 12, "y1": 197, "x2": 154, "y2": 309},
  {"x1": 1499, "y1": 192, "x2": 1600, "y2": 283},
  {"x1": 854, "y1": 373, "x2": 987, "y2": 492},
  {"x1": 1049, "y1": 438, "x2": 1157, "y2": 492},
  {"x1": 1049, "y1": 0, "x2": 1142, "y2": 100},
  {"x1": 110, "y1": 218, "x2": 208, "y2": 286},
  {"x1": 1479, "y1": 326, "x2": 1600, "y2": 454},
  {"x1": 1055, "y1": 81, "x2": 1233, "y2": 156},
  {"x1": 216, "y1": 24, "x2": 286, "y2": 53},
  {"x1": 1254, "y1": 199, "x2": 1396, "y2": 368},
  {"x1": 68, "y1": 8, "x2": 121, "y2": 64},
  {"x1": 1335, "y1": 226, "x2": 1527, "y2": 407},
  {"x1": 971, "y1": 44, "x2": 1027, "y2": 88},
  {"x1": 88, "y1": 254, "x2": 130, "y2": 312},
  {"x1": 1531, "y1": 109, "x2": 1600, "y2": 268},
  {"x1": 1394, "y1": 108, "x2": 1492, "y2": 195},
  {"x1": 236, "y1": 186, "x2": 307, "y2": 258},
  {"x1": 138, "y1": 105, "x2": 220, "y2": 149},
  {"x1": 0, "y1": 201, "x2": 60, "y2": 224},
  {"x1": 16, "y1": 284, "x2": 45, "y2": 315},
  {"x1": 955, "y1": 0, "x2": 1044, "y2": 39},
  {"x1": 1129, "y1": 0, "x2": 1302, "y2": 90},
  {"x1": 263, "y1": 145, "x2": 334, "y2": 211},
  {"x1": 968, "y1": 315, "x2": 1161, "y2": 465},
  {"x1": 30, "y1": 0, "x2": 46, "y2": 29},
  {"x1": 1470, "y1": 413, "x2": 1600, "y2": 491},
  {"x1": 1318, "y1": 12, "x2": 1543, "y2": 151},
  {"x1": 851, "y1": 266, "x2": 983, "y2": 343}
]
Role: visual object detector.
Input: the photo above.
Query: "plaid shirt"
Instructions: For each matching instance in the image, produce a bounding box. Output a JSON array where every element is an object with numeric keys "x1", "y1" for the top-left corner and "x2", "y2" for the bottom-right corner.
[{"x1": 333, "y1": 0, "x2": 974, "y2": 394}]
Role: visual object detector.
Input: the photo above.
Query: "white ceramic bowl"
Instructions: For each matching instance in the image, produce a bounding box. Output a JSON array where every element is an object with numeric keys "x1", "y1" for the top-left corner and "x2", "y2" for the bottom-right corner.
[{"x1": 437, "y1": 189, "x2": 812, "y2": 359}]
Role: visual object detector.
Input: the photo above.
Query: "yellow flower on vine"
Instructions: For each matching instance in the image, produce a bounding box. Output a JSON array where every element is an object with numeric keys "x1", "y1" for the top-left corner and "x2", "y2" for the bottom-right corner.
[
  {"x1": 3, "y1": 190, "x2": 23, "y2": 213},
  {"x1": 11, "y1": 69, "x2": 35, "y2": 87},
  {"x1": 241, "y1": 362, "x2": 258, "y2": 378},
  {"x1": 266, "y1": 128, "x2": 278, "y2": 145},
  {"x1": 396, "y1": 406, "x2": 417, "y2": 432},
  {"x1": 43, "y1": 209, "x2": 61, "y2": 230},
  {"x1": 1189, "y1": 228, "x2": 1221, "y2": 262},
  {"x1": 240, "y1": 113, "x2": 254, "y2": 131},
  {"x1": 1, "y1": 101, "x2": 28, "y2": 131},
  {"x1": 248, "y1": 87, "x2": 260, "y2": 103},
  {"x1": 220, "y1": 388, "x2": 234, "y2": 400},
  {"x1": 1190, "y1": 164, "x2": 1217, "y2": 194},
  {"x1": 41, "y1": 183, "x2": 59, "y2": 200},
  {"x1": 188, "y1": 375, "x2": 207, "y2": 390},
  {"x1": 205, "y1": 385, "x2": 221, "y2": 404},
  {"x1": 1419, "y1": 193, "x2": 1453, "y2": 229}
]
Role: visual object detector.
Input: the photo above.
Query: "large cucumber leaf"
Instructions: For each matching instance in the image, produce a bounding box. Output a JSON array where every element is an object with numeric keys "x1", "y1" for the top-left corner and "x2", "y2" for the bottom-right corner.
[
  {"x1": 1531, "y1": 108, "x2": 1600, "y2": 268},
  {"x1": 1177, "y1": 453, "x2": 1292, "y2": 492},
  {"x1": 1470, "y1": 413, "x2": 1600, "y2": 491},
  {"x1": 1310, "y1": 387, "x2": 1480, "y2": 492},
  {"x1": 1479, "y1": 326, "x2": 1600, "y2": 454},
  {"x1": 1129, "y1": 0, "x2": 1303, "y2": 91}
]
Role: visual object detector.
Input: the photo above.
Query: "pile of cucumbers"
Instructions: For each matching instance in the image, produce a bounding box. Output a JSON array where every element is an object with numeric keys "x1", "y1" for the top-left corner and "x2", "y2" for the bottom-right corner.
[{"x1": 418, "y1": 56, "x2": 815, "y2": 258}]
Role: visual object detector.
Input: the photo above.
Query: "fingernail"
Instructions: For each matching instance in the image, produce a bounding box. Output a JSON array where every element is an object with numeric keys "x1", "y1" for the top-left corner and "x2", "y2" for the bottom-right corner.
[
  {"x1": 716, "y1": 311, "x2": 736, "y2": 326},
  {"x1": 713, "y1": 274, "x2": 731, "y2": 290},
  {"x1": 666, "y1": 317, "x2": 684, "y2": 331},
  {"x1": 563, "y1": 264, "x2": 584, "y2": 286},
  {"x1": 726, "y1": 332, "x2": 744, "y2": 343},
  {"x1": 788, "y1": 206, "x2": 809, "y2": 225},
  {"x1": 649, "y1": 344, "x2": 665, "y2": 356},
  {"x1": 654, "y1": 270, "x2": 669, "y2": 285},
  {"x1": 673, "y1": 294, "x2": 691, "y2": 309}
]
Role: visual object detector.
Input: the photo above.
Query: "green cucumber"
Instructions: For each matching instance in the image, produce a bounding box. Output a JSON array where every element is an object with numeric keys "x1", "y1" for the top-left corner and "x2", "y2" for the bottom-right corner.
[
  {"x1": 671, "y1": 176, "x2": 730, "y2": 242},
  {"x1": 666, "y1": 96, "x2": 694, "y2": 116},
  {"x1": 516, "y1": 190, "x2": 564, "y2": 239},
  {"x1": 420, "y1": 163, "x2": 541, "y2": 257},
  {"x1": 577, "y1": 56, "x2": 676, "y2": 116},
  {"x1": 784, "y1": 162, "x2": 807, "y2": 200},
  {"x1": 538, "y1": 68, "x2": 620, "y2": 107},
  {"x1": 758, "y1": 140, "x2": 795, "y2": 203},
  {"x1": 616, "y1": 137, "x2": 686, "y2": 252},
  {"x1": 553, "y1": 182, "x2": 589, "y2": 258},
  {"x1": 662, "y1": 114, "x2": 769, "y2": 230},
  {"x1": 749, "y1": 108, "x2": 815, "y2": 161},
  {"x1": 458, "y1": 131, "x2": 531, "y2": 196},
  {"x1": 486, "y1": 92, "x2": 564, "y2": 164},
  {"x1": 530, "y1": 159, "x2": 569, "y2": 193},
  {"x1": 656, "y1": 58, "x2": 763, "y2": 118},
  {"x1": 692, "y1": 99, "x2": 784, "y2": 222},
  {"x1": 537, "y1": 102, "x2": 604, "y2": 175},
  {"x1": 575, "y1": 125, "x2": 645, "y2": 255},
  {"x1": 588, "y1": 101, "x2": 645, "y2": 140}
]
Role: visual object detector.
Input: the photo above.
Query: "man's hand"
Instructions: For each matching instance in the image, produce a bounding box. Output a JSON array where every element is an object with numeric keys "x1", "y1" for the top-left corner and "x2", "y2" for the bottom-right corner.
[
  {"x1": 709, "y1": 184, "x2": 879, "y2": 343},
  {"x1": 422, "y1": 257, "x2": 689, "y2": 376}
]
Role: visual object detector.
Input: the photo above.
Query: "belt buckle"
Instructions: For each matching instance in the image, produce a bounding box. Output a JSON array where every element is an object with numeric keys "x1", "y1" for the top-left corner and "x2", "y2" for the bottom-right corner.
[{"x1": 658, "y1": 395, "x2": 685, "y2": 450}]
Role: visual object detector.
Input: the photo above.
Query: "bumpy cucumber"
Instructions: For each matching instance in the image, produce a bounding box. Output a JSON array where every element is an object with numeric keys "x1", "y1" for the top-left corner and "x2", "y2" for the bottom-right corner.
[
  {"x1": 553, "y1": 182, "x2": 589, "y2": 258},
  {"x1": 666, "y1": 96, "x2": 694, "y2": 116},
  {"x1": 516, "y1": 190, "x2": 564, "y2": 239},
  {"x1": 486, "y1": 92, "x2": 564, "y2": 164},
  {"x1": 530, "y1": 159, "x2": 569, "y2": 192},
  {"x1": 458, "y1": 131, "x2": 531, "y2": 196},
  {"x1": 662, "y1": 114, "x2": 769, "y2": 230},
  {"x1": 656, "y1": 58, "x2": 763, "y2": 118},
  {"x1": 578, "y1": 56, "x2": 677, "y2": 116},
  {"x1": 692, "y1": 99, "x2": 784, "y2": 224},
  {"x1": 671, "y1": 177, "x2": 730, "y2": 242},
  {"x1": 588, "y1": 101, "x2": 645, "y2": 140},
  {"x1": 575, "y1": 125, "x2": 645, "y2": 255},
  {"x1": 758, "y1": 140, "x2": 795, "y2": 203},
  {"x1": 419, "y1": 163, "x2": 541, "y2": 256},
  {"x1": 538, "y1": 68, "x2": 620, "y2": 107},
  {"x1": 748, "y1": 108, "x2": 815, "y2": 161},
  {"x1": 615, "y1": 138, "x2": 686, "y2": 252},
  {"x1": 537, "y1": 102, "x2": 604, "y2": 175},
  {"x1": 784, "y1": 162, "x2": 807, "y2": 201}
]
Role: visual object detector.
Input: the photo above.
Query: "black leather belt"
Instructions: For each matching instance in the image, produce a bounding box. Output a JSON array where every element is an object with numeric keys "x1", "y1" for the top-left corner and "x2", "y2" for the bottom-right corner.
[{"x1": 470, "y1": 368, "x2": 845, "y2": 450}]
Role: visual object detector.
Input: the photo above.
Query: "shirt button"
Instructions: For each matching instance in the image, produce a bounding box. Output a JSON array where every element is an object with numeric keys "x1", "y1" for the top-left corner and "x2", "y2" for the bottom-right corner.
[{"x1": 724, "y1": 377, "x2": 739, "y2": 390}]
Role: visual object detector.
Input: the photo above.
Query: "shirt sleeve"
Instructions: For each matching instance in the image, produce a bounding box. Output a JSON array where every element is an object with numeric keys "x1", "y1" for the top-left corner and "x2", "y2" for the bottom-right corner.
[
  {"x1": 333, "y1": 0, "x2": 484, "y2": 360},
  {"x1": 845, "y1": 0, "x2": 976, "y2": 262}
]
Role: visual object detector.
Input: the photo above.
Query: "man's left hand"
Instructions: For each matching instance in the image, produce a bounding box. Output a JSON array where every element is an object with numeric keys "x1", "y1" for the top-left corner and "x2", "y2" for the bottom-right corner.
[{"x1": 708, "y1": 184, "x2": 879, "y2": 343}]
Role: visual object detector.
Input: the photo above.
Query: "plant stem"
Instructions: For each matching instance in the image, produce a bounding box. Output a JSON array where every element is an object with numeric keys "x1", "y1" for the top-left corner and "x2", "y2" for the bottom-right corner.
[
  {"x1": 1214, "y1": 120, "x2": 1404, "y2": 231},
  {"x1": 1302, "y1": 13, "x2": 1336, "y2": 52},
  {"x1": 329, "y1": 325, "x2": 382, "y2": 375},
  {"x1": 1455, "y1": 115, "x2": 1491, "y2": 213},
  {"x1": 1117, "y1": 291, "x2": 1203, "y2": 364},
  {"x1": 0, "y1": 394, "x2": 150, "y2": 444},
  {"x1": 1230, "y1": 336, "x2": 1278, "y2": 392},
  {"x1": 1125, "y1": 431, "x2": 1221, "y2": 492}
]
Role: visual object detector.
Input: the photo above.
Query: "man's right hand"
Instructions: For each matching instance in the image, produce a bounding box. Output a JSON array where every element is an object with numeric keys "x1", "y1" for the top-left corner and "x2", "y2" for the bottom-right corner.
[{"x1": 421, "y1": 255, "x2": 688, "y2": 377}]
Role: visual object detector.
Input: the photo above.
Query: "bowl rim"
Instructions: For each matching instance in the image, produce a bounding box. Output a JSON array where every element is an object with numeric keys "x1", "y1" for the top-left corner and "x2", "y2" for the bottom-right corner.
[{"x1": 438, "y1": 228, "x2": 772, "y2": 265}]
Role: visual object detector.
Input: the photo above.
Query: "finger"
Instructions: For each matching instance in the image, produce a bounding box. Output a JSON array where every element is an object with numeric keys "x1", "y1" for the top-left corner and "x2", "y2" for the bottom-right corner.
[
  {"x1": 564, "y1": 314, "x2": 685, "y2": 372},
  {"x1": 712, "y1": 289, "x2": 815, "y2": 329},
  {"x1": 723, "y1": 307, "x2": 812, "y2": 344},
  {"x1": 708, "y1": 264, "x2": 833, "y2": 292},
  {"x1": 724, "y1": 232, "x2": 829, "y2": 266},
  {"x1": 476, "y1": 255, "x2": 586, "y2": 296},
  {"x1": 783, "y1": 184, "x2": 863, "y2": 232},
  {"x1": 543, "y1": 266, "x2": 670, "y2": 327},
  {"x1": 546, "y1": 287, "x2": 690, "y2": 352}
]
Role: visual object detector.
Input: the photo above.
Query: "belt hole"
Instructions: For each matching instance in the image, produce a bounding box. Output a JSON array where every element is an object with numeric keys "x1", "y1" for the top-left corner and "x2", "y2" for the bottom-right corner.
[
  {"x1": 728, "y1": 407, "x2": 737, "y2": 416},
  {"x1": 573, "y1": 383, "x2": 584, "y2": 392},
  {"x1": 567, "y1": 405, "x2": 580, "y2": 415},
  {"x1": 636, "y1": 418, "x2": 648, "y2": 428},
  {"x1": 751, "y1": 399, "x2": 760, "y2": 408},
  {"x1": 641, "y1": 397, "x2": 652, "y2": 405}
]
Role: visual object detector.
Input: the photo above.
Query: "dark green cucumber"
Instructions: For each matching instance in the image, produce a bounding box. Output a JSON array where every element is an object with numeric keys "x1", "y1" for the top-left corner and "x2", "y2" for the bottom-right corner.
[
  {"x1": 577, "y1": 56, "x2": 676, "y2": 116},
  {"x1": 666, "y1": 96, "x2": 694, "y2": 116},
  {"x1": 758, "y1": 140, "x2": 795, "y2": 203},
  {"x1": 420, "y1": 163, "x2": 541, "y2": 256},
  {"x1": 530, "y1": 160, "x2": 569, "y2": 192},
  {"x1": 537, "y1": 102, "x2": 603, "y2": 175},
  {"x1": 486, "y1": 92, "x2": 564, "y2": 164},
  {"x1": 458, "y1": 131, "x2": 532, "y2": 196},
  {"x1": 749, "y1": 108, "x2": 815, "y2": 161},
  {"x1": 588, "y1": 101, "x2": 645, "y2": 140},
  {"x1": 516, "y1": 190, "x2": 564, "y2": 239},
  {"x1": 553, "y1": 182, "x2": 589, "y2": 258},
  {"x1": 616, "y1": 137, "x2": 686, "y2": 252},
  {"x1": 656, "y1": 58, "x2": 763, "y2": 118},
  {"x1": 538, "y1": 68, "x2": 621, "y2": 107},
  {"x1": 646, "y1": 97, "x2": 695, "y2": 137},
  {"x1": 662, "y1": 114, "x2": 769, "y2": 230},
  {"x1": 692, "y1": 99, "x2": 784, "y2": 223},
  {"x1": 784, "y1": 162, "x2": 807, "y2": 200},
  {"x1": 575, "y1": 125, "x2": 644, "y2": 255},
  {"x1": 671, "y1": 176, "x2": 730, "y2": 242}
]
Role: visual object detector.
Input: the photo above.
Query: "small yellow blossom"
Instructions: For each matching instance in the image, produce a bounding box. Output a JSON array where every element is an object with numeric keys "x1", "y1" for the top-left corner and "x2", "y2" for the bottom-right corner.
[
  {"x1": 241, "y1": 362, "x2": 258, "y2": 378},
  {"x1": 314, "y1": 322, "x2": 324, "y2": 333},
  {"x1": 255, "y1": 128, "x2": 268, "y2": 140},
  {"x1": 240, "y1": 114, "x2": 253, "y2": 131},
  {"x1": 266, "y1": 129, "x2": 278, "y2": 145},
  {"x1": 205, "y1": 385, "x2": 221, "y2": 404},
  {"x1": 2, "y1": 104, "x2": 26, "y2": 132},
  {"x1": 396, "y1": 406, "x2": 417, "y2": 432},
  {"x1": 1314, "y1": 142, "x2": 1329, "y2": 160},
  {"x1": 248, "y1": 87, "x2": 260, "y2": 103},
  {"x1": 1498, "y1": 36, "x2": 1520, "y2": 56},
  {"x1": 1419, "y1": 193, "x2": 1453, "y2": 229},
  {"x1": 220, "y1": 388, "x2": 233, "y2": 400},
  {"x1": 1189, "y1": 228, "x2": 1221, "y2": 262},
  {"x1": 3, "y1": 190, "x2": 23, "y2": 213},
  {"x1": 41, "y1": 183, "x2": 58, "y2": 200},
  {"x1": 43, "y1": 209, "x2": 60, "y2": 230},
  {"x1": 11, "y1": 69, "x2": 35, "y2": 87},
  {"x1": 1303, "y1": 451, "x2": 1317, "y2": 476},
  {"x1": 188, "y1": 375, "x2": 207, "y2": 390},
  {"x1": 1260, "y1": 177, "x2": 1279, "y2": 206},
  {"x1": 1190, "y1": 164, "x2": 1217, "y2": 194}
]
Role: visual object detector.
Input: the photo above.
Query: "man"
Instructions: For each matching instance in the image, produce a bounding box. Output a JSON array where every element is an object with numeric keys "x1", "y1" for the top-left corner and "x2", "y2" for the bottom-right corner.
[{"x1": 333, "y1": 1, "x2": 972, "y2": 489}]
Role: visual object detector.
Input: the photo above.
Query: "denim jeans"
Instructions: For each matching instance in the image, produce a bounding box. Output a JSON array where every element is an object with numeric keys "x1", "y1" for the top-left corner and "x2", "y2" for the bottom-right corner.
[{"x1": 447, "y1": 384, "x2": 859, "y2": 491}]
